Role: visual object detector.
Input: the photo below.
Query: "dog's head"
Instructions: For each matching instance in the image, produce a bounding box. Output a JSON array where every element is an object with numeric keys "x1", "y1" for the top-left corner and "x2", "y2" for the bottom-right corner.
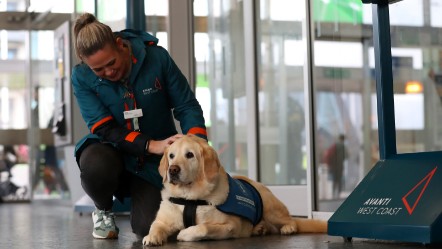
[{"x1": 159, "y1": 134, "x2": 222, "y2": 198}]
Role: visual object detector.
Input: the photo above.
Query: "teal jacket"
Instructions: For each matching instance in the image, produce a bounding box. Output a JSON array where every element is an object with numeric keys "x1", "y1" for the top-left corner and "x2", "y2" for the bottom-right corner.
[{"x1": 71, "y1": 29, "x2": 207, "y2": 189}]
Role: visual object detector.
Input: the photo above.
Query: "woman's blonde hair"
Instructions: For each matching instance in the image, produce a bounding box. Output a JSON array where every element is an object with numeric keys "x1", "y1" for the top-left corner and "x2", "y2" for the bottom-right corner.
[{"x1": 73, "y1": 13, "x2": 116, "y2": 60}]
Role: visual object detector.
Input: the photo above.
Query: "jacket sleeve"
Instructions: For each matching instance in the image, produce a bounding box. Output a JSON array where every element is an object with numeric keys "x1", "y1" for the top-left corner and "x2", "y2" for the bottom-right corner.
[
  {"x1": 71, "y1": 65, "x2": 149, "y2": 156},
  {"x1": 92, "y1": 118, "x2": 150, "y2": 156},
  {"x1": 158, "y1": 48, "x2": 208, "y2": 140}
]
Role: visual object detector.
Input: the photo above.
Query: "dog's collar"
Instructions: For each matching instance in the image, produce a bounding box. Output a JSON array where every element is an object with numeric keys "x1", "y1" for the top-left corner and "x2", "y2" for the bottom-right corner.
[{"x1": 168, "y1": 197, "x2": 210, "y2": 228}]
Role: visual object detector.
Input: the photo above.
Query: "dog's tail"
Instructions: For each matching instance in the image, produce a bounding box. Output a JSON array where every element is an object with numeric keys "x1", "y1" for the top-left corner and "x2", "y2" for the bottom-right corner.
[{"x1": 293, "y1": 218, "x2": 328, "y2": 233}]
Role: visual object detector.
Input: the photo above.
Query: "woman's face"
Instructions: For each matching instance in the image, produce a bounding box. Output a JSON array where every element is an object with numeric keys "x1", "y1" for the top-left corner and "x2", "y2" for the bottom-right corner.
[{"x1": 82, "y1": 38, "x2": 129, "y2": 82}]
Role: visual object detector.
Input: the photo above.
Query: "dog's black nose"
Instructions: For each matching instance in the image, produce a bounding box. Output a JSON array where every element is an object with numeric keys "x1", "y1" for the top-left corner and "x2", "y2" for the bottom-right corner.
[{"x1": 169, "y1": 165, "x2": 181, "y2": 176}]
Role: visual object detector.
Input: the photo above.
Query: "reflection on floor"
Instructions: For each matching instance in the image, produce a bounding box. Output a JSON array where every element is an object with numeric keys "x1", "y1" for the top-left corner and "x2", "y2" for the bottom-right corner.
[{"x1": 0, "y1": 199, "x2": 437, "y2": 249}]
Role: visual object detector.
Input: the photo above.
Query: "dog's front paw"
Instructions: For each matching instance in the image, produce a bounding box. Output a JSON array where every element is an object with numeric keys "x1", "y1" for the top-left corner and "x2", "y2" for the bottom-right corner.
[
  {"x1": 142, "y1": 233, "x2": 167, "y2": 247},
  {"x1": 177, "y1": 226, "x2": 205, "y2": 241},
  {"x1": 280, "y1": 223, "x2": 298, "y2": 235}
]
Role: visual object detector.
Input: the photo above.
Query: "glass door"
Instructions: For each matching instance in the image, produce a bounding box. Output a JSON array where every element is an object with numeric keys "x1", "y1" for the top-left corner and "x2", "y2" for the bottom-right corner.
[
  {"x1": 0, "y1": 1, "x2": 73, "y2": 201},
  {"x1": 256, "y1": 0, "x2": 311, "y2": 216},
  {"x1": 194, "y1": 0, "x2": 312, "y2": 216},
  {"x1": 194, "y1": 0, "x2": 251, "y2": 176},
  {"x1": 0, "y1": 29, "x2": 31, "y2": 202}
]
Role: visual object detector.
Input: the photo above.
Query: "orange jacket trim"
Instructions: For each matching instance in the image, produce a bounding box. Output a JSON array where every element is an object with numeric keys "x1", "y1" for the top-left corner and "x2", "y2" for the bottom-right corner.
[
  {"x1": 91, "y1": 116, "x2": 113, "y2": 134},
  {"x1": 125, "y1": 131, "x2": 141, "y2": 143},
  {"x1": 188, "y1": 127, "x2": 207, "y2": 137},
  {"x1": 124, "y1": 103, "x2": 132, "y2": 130}
]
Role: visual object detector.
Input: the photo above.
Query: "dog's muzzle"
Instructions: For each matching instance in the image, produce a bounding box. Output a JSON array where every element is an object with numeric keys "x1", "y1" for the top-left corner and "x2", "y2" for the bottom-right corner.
[{"x1": 169, "y1": 165, "x2": 181, "y2": 184}]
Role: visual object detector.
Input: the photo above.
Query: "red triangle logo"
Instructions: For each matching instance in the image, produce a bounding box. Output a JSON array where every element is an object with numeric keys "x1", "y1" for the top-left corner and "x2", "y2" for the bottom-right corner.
[
  {"x1": 155, "y1": 77, "x2": 162, "y2": 90},
  {"x1": 401, "y1": 167, "x2": 437, "y2": 215}
]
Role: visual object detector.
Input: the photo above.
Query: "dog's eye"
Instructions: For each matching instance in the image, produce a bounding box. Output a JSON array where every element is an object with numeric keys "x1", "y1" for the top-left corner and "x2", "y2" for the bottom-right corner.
[
  {"x1": 169, "y1": 153, "x2": 175, "y2": 159},
  {"x1": 185, "y1": 152, "x2": 194, "y2": 159}
]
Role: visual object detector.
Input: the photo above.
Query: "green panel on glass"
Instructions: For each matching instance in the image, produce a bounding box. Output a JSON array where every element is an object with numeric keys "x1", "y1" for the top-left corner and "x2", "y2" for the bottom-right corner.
[
  {"x1": 323, "y1": 68, "x2": 351, "y2": 79},
  {"x1": 196, "y1": 74, "x2": 209, "y2": 88},
  {"x1": 328, "y1": 151, "x2": 442, "y2": 244},
  {"x1": 313, "y1": 0, "x2": 363, "y2": 23}
]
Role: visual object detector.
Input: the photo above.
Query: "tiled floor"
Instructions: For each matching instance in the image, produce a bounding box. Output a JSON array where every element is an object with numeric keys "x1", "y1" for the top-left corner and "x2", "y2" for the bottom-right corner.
[{"x1": 0, "y1": 199, "x2": 438, "y2": 249}]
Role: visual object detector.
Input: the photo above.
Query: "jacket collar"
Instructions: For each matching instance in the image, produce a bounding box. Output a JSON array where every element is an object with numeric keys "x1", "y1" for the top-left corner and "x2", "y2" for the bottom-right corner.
[{"x1": 115, "y1": 30, "x2": 158, "y2": 87}]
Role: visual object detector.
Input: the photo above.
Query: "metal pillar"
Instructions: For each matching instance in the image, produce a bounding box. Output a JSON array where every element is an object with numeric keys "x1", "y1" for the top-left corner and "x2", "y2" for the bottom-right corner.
[{"x1": 126, "y1": 0, "x2": 145, "y2": 30}]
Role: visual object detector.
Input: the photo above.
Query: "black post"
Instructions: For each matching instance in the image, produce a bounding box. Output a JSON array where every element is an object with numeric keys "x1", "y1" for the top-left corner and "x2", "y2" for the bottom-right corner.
[
  {"x1": 372, "y1": 1, "x2": 397, "y2": 159},
  {"x1": 126, "y1": 0, "x2": 146, "y2": 30}
]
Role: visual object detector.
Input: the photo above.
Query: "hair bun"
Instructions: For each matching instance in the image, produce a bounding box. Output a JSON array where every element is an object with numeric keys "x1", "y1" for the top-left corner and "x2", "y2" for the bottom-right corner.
[
  {"x1": 82, "y1": 13, "x2": 97, "y2": 25},
  {"x1": 74, "y1": 13, "x2": 97, "y2": 36}
]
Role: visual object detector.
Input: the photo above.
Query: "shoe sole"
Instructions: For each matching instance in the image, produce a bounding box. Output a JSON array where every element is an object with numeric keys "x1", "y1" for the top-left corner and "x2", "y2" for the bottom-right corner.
[{"x1": 92, "y1": 231, "x2": 118, "y2": 239}]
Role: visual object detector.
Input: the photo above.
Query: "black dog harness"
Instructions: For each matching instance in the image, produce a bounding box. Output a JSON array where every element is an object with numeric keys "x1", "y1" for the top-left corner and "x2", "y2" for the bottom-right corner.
[
  {"x1": 168, "y1": 197, "x2": 209, "y2": 228},
  {"x1": 168, "y1": 175, "x2": 263, "y2": 228}
]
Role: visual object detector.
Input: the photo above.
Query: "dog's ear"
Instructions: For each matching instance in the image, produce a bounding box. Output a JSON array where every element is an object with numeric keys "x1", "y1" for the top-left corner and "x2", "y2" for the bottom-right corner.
[
  {"x1": 159, "y1": 147, "x2": 169, "y2": 183},
  {"x1": 200, "y1": 141, "x2": 220, "y2": 183}
]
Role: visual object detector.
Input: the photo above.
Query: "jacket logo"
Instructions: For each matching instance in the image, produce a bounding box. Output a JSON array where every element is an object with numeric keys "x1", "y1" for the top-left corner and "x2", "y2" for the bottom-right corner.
[
  {"x1": 155, "y1": 77, "x2": 162, "y2": 90},
  {"x1": 142, "y1": 88, "x2": 159, "y2": 95},
  {"x1": 142, "y1": 77, "x2": 162, "y2": 95}
]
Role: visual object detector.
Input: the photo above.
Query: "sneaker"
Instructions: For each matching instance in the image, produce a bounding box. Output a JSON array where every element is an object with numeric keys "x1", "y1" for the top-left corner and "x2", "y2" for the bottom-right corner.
[{"x1": 92, "y1": 209, "x2": 119, "y2": 239}]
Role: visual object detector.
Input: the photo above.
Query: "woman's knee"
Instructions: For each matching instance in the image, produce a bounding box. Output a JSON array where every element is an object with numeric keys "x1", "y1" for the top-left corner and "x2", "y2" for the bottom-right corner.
[{"x1": 78, "y1": 143, "x2": 124, "y2": 180}]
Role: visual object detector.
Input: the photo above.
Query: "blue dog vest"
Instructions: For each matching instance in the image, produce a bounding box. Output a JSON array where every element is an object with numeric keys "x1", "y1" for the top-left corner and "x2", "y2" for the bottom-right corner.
[
  {"x1": 216, "y1": 175, "x2": 263, "y2": 225},
  {"x1": 169, "y1": 175, "x2": 263, "y2": 227}
]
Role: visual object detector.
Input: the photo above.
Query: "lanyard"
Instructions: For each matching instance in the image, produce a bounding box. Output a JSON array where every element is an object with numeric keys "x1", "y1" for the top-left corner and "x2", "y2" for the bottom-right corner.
[{"x1": 123, "y1": 88, "x2": 142, "y2": 131}]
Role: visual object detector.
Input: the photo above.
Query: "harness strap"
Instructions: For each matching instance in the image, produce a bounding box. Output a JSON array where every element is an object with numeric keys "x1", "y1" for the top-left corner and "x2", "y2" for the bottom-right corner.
[{"x1": 168, "y1": 198, "x2": 209, "y2": 228}]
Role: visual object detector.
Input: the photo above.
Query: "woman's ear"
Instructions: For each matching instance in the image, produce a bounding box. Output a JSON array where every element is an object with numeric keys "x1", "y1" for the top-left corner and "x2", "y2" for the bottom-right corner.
[{"x1": 115, "y1": 37, "x2": 124, "y2": 49}]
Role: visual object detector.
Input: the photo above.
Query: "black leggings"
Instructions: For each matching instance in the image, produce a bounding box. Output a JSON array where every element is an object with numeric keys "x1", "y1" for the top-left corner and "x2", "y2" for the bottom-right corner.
[{"x1": 78, "y1": 143, "x2": 161, "y2": 236}]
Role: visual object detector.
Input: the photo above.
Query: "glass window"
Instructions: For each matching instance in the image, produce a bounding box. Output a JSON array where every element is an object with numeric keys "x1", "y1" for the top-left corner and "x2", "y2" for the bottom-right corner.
[
  {"x1": 145, "y1": 0, "x2": 168, "y2": 16},
  {"x1": 431, "y1": 0, "x2": 442, "y2": 27},
  {"x1": 31, "y1": 30, "x2": 55, "y2": 129},
  {"x1": 29, "y1": 0, "x2": 74, "y2": 13},
  {"x1": 97, "y1": 0, "x2": 126, "y2": 30},
  {"x1": 363, "y1": 0, "x2": 424, "y2": 26},
  {"x1": 390, "y1": 1, "x2": 442, "y2": 154},
  {"x1": 76, "y1": 0, "x2": 95, "y2": 14},
  {"x1": 0, "y1": 0, "x2": 27, "y2": 11},
  {"x1": 0, "y1": 29, "x2": 31, "y2": 201},
  {"x1": 144, "y1": 1, "x2": 168, "y2": 49},
  {"x1": 256, "y1": 0, "x2": 307, "y2": 185},
  {"x1": 313, "y1": 0, "x2": 372, "y2": 210},
  {"x1": 0, "y1": 30, "x2": 27, "y2": 129},
  {"x1": 194, "y1": 0, "x2": 249, "y2": 176},
  {"x1": 194, "y1": 0, "x2": 208, "y2": 16},
  {"x1": 313, "y1": 0, "x2": 442, "y2": 212},
  {"x1": 0, "y1": 3, "x2": 70, "y2": 202}
]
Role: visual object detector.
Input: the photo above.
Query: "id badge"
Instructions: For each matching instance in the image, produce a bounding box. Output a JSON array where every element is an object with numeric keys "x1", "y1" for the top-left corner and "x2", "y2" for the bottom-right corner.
[{"x1": 123, "y1": 109, "x2": 143, "y2": 119}]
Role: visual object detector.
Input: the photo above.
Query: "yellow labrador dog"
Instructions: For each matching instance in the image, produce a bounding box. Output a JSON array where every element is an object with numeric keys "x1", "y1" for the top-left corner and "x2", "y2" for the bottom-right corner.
[{"x1": 143, "y1": 134, "x2": 327, "y2": 246}]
